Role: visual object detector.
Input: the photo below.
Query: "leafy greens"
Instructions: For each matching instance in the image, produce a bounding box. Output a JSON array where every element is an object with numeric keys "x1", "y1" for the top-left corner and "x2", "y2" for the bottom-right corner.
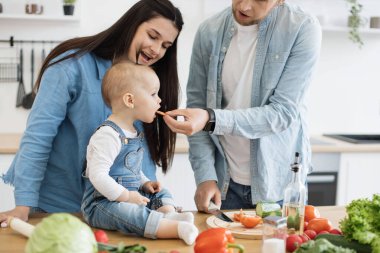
[{"x1": 340, "y1": 194, "x2": 380, "y2": 252}]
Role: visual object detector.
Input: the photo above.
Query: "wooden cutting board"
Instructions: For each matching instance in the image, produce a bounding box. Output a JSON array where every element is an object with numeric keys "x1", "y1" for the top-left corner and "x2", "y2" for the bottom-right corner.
[{"x1": 206, "y1": 211, "x2": 263, "y2": 239}]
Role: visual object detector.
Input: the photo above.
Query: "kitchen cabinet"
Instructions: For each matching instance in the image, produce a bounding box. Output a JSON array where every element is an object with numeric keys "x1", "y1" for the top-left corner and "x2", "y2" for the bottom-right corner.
[
  {"x1": 337, "y1": 152, "x2": 380, "y2": 205},
  {"x1": 0, "y1": 153, "x2": 197, "y2": 213},
  {"x1": 156, "y1": 153, "x2": 197, "y2": 211},
  {"x1": 0, "y1": 154, "x2": 15, "y2": 212}
]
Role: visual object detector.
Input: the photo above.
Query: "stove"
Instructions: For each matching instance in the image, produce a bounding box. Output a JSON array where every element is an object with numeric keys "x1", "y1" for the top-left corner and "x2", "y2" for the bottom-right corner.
[{"x1": 323, "y1": 134, "x2": 380, "y2": 144}]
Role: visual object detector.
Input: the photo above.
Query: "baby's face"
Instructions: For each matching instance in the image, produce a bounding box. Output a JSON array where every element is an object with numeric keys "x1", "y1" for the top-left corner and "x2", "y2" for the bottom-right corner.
[{"x1": 133, "y1": 72, "x2": 161, "y2": 123}]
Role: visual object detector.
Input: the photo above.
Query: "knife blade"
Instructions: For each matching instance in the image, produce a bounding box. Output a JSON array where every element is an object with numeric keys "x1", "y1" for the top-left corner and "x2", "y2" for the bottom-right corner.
[{"x1": 208, "y1": 201, "x2": 234, "y2": 222}]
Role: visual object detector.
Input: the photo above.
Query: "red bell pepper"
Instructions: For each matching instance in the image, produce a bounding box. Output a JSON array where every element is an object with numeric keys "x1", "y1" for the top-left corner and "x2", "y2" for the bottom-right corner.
[{"x1": 194, "y1": 228, "x2": 245, "y2": 253}]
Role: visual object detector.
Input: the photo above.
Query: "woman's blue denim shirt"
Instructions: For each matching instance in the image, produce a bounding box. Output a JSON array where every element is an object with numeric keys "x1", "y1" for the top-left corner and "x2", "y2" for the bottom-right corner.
[
  {"x1": 186, "y1": 3, "x2": 322, "y2": 203},
  {"x1": 2, "y1": 52, "x2": 157, "y2": 212}
]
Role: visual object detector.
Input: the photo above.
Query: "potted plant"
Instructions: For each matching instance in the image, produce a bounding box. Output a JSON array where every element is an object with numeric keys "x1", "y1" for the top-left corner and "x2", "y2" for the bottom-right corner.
[
  {"x1": 346, "y1": 0, "x2": 364, "y2": 47},
  {"x1": 63, "y1": 0, "x2": 76, "y2": 16}
]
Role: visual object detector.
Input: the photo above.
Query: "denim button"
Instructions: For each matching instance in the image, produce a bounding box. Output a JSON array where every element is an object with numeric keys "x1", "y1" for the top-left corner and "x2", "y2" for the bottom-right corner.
[{"x1": 221, "y1": 47, "x2": 227, "y2": 53}]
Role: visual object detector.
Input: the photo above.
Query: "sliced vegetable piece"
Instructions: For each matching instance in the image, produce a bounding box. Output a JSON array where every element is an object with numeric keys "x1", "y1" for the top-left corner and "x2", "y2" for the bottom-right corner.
[{"x1": 256, "y1": 202, "x2": 282, "y2": 218}]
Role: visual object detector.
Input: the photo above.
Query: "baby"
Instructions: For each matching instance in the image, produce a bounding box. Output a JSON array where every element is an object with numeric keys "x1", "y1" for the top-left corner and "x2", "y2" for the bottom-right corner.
[{"x1": 81, "y1": 61, "x2": 198, "y2": 245}]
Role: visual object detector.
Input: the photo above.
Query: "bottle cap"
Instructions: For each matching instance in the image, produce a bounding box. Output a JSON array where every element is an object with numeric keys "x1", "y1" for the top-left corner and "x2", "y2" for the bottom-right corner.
[{"x1": 291, "y1": 152, "x2": 301, "y2": 172}]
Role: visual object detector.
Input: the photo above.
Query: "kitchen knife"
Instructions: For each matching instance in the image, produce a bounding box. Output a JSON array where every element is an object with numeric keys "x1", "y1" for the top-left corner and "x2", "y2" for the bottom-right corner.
[{"x1": 208, "y1": 201, "x2": 234, "y2": 222}]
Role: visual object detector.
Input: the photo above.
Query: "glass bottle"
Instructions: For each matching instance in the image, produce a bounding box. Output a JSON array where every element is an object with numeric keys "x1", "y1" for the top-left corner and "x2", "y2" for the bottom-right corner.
[
  {"x1": 282, "y1": 152, "x2": 306, "y2": 235},
  {"x1": 262, "y1": 216, "x2": 287, "y2": 253}
]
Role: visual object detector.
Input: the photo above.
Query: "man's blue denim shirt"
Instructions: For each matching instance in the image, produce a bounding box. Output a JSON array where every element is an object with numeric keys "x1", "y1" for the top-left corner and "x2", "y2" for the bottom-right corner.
[{"x1": 186, "y1": 3, "x2": 322, "y2": 203}]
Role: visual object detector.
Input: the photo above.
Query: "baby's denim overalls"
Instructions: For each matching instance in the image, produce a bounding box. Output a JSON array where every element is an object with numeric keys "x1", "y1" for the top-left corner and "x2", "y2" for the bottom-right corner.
[{"x1": 81, "y1": 120, "x2": 175, "y2": 239}]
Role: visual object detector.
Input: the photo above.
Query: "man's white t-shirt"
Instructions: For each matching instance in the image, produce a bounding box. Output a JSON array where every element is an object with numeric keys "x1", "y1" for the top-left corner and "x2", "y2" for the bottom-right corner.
[{"x1": 219, "y1": 22, "x2": 258, "y2": 186}]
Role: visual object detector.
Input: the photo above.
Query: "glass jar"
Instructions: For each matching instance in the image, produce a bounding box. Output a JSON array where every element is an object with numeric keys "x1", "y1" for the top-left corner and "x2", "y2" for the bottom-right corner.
[{"x1": 262, "y1": 216, "x2": 287, "y2": 253}]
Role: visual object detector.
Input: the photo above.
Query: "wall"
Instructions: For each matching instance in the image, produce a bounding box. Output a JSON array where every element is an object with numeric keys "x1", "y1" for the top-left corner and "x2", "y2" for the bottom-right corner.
[
  {"x1": 1, "y1": 0, "x2": 380, "y2": 135},
  {"x1": 1, "y1": 0, "x2": 379, "y2": 212}
]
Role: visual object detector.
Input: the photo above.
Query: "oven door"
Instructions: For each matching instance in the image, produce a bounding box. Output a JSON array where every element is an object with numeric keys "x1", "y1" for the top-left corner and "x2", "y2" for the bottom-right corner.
[{"x1": 307, "y1": 172, "x2": 337, "y2": 206}]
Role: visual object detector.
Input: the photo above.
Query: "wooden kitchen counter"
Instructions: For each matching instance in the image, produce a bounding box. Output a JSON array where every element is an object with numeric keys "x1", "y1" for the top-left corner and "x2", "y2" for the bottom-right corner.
[
  {"x1": 2, "y1": 133, "x2": 380, "y2": 154},
  {"x1": 0, "y1": 206, "x2": 345, "y2": 253},
  {"x1": 0, "y1": 133, "x2": 189, "y2": 154}
]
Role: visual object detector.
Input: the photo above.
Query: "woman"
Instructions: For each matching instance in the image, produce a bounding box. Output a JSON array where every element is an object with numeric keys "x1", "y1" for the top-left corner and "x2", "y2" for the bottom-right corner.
[{"x1": 0, "y1": 0, "x2": 183, "y2": 226}]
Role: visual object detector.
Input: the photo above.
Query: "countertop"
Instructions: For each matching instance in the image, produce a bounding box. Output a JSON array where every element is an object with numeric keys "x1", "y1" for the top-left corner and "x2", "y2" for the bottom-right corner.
[
  {"x1": 2, "y1": 133, "x2": 380, "y2": 154},
  {"x1": 0, "y1": 206, "x2": 345, "y2": 253}
]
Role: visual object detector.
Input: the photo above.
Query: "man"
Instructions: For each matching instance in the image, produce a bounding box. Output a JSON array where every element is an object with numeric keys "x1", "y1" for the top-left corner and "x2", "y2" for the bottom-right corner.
[{"x1": 164, "y1": 0, "x2": 321, "y2": 212}]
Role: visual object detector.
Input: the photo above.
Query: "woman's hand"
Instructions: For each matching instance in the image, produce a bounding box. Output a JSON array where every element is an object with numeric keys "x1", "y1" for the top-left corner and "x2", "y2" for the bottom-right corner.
[
  {"x1": 0, "y1": 206, "x2": 30, "y2": 227},
  {"x1": 163, "y1": 108, "x2": 209, "y2": 136},
  {"x1": 142, "y1": 181, "x2": 161, "y2": 194}
]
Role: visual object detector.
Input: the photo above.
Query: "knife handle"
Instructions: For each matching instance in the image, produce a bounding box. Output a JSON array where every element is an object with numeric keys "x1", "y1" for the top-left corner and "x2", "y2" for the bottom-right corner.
[{"x1": 208, "y1": 201, "x2": 221, "y2": 211}]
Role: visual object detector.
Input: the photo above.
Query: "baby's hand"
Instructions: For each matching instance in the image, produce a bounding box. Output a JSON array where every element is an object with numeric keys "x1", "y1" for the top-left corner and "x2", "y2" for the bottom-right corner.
[
  {"x1": 142, "y1": 181, "x2": 162, "y2": 193},
  {"x1": 128, "y1": 191, "x2": 150, "y2": 205}
]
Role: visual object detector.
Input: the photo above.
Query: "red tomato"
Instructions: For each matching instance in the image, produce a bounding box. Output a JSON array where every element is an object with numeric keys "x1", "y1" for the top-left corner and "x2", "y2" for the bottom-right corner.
[
  {"x1": 286, "y1": 234, "x2": 303, "y2": 252},
  {"x1": 233, "y1": 209, "x2": 245, "y2": 222},
  {"x1": 307, "y1": 218, "x2": 332, "y2": 234},
  {"x1": 329, "y1": 228, "x2": 343, "y2": 235},
  {"x1": 304, "y1": 221, "x2": 308, "y2": 228},
  {"x1": 318, "y1": 230, "x2": 330, "y2": 235},
  {"x1": 299, "y1": 234, "x2": 310, "y2": 243},
  {"x1": 94, "y1": 229, "x2": 109, "y2": 243},
  {"x1": 304, "y1": 229, "x2": 317, "y2": 240},
  {"x1": 304, "y1": 205, "x2": 321, "y2": 222},
  {"x1": 240, "y1": 215, "x2": 262, "y2": 228}
]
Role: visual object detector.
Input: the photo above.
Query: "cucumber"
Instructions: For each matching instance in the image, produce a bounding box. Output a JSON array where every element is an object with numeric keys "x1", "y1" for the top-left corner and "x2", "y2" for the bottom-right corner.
[
  {"x1": 315, "y1": 233, "x2": 372, "y2": 253},
  {"x1": 255, "y1": 202, "x2": 282, "y2": 218}
]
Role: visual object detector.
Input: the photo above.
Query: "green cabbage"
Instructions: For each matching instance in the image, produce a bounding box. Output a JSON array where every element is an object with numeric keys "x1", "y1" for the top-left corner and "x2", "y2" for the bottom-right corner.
[
  {"x1": 25, "y1": 213, "x2": 97, "y2": 253},
  {"x1": 340, "y1": 194, "x2": 380, "y2": 253}
]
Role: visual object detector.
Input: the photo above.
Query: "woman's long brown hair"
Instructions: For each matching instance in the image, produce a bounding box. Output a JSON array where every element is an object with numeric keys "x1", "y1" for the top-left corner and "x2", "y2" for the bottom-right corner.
[{"x1": 34, "y1": 0, "x2": 183, "y2": 173}]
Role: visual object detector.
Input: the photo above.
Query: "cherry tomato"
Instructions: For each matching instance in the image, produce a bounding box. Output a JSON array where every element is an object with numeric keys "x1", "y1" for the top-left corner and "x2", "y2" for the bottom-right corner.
[
  {"x1": 286, "y1": 234, "x2": 303, "y2": 252},
  {"x1": 240, "y1": 215, "x2": 262, "y2": 228},
  {"x1": 299, "y1": 234, "x2": 310, "y2": 243},
  {"x1": 304, "y1": 205, "x2": 321, "y2": 222},
  {"x1": 94, "y1": 229, "x2": 109, "y2": 243},
  {"x1": 307, "y1": 218, "x2": 332, "y2": 234},
  {"x1": 304, "y1": 229, "x2": 317, "y2": 240}
]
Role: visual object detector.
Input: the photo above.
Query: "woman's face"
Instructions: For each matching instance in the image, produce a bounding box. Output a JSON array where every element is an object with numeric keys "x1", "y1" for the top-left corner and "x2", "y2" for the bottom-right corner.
[{"x1": 128, "y1": 16, "x2": 179, "y2": 66}]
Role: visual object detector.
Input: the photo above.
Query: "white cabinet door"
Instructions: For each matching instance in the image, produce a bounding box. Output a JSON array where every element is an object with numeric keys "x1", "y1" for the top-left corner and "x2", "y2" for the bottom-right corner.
[
  {"x1": 0, "y1": 155, "x2": 15, "y2": 212},
  {"x1": 1, "y1": 153, "x2": 197, "y2": 213},
  {"x1": 337, "y1": 153, "x2": 380, "y2": 205},
  {"x1": 156, "y1": 153, "x2": 197, "y2": 211}
]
